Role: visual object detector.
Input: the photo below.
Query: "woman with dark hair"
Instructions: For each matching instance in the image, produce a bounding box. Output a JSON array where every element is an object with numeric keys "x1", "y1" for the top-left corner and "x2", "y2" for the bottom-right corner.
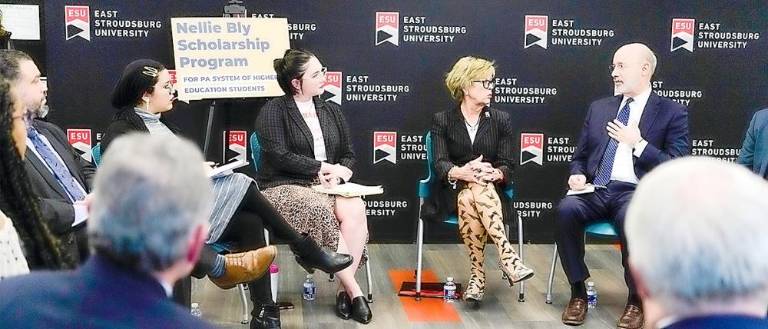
[
  {"x1": 431, "y1": 56, "x2": 533, "y2": 307},
  {"x1": 102, "y1": 59, "x2": 352, "y2": 329},
  {"x1": 0, "y1": 78, "x2": 71, "y2": 274},
  {"x1": 256, "y1": 49, "x2": 371, "y2": 324}
]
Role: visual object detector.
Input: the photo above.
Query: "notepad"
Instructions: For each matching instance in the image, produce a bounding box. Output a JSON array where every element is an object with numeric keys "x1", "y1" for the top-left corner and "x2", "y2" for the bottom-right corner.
[
  {"x1": 311, "y1": 183, "x2": 384, "y2": 197},
  {"x1": 209, "y1": 160, "x2": 249, "y2": 179},
  {"x1": 566, "y1": 184, "x2": 602, "y2": 196}
]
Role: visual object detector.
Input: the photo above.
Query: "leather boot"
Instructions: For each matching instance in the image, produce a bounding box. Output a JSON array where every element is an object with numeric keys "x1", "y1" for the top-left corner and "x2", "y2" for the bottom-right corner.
[
  {"x1": 252, "y1": 303, "x2": 280, "y2": 329},
  {"x1": 289, "y1": 233, "x2": 353, "y2": 274}
]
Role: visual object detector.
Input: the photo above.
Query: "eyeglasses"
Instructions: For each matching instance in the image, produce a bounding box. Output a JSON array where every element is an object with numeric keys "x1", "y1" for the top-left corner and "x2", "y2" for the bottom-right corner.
[
  {"x1": 472, "y1": 80, "x2": 496, "y2": 90},
  {"x1": 609, "y1": 63, "x2": 626, "y2": 72},
  {"x1": 303, "y1": 67, "x2": 327, "y2": 80},
  {"x1": 162, "y1": 82, "x2": 175, "y2": 95}
]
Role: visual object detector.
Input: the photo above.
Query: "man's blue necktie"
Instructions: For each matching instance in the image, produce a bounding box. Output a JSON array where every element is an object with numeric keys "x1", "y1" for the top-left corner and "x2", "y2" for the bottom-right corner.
[
  {"x1": 593, "y1": 97, "x2": 634, "y2": 186},
  {"x1": 27, "y1": 126, "x2": 86, "y2": 202}
]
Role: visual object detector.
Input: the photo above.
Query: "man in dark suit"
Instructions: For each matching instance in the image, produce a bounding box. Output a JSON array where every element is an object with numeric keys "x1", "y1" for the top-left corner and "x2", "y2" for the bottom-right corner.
[
  {"x1": 556, "y1": 43, "x2": 690, "y2": 328},
  {"x1": 737, "y1": 108, "x2": 768, "y2": 177},
  {"x1": 0, "y1": 50, "x2": 93, "y2": 265},
  {"x1": 0, "y1": 134, "x2": 216, "y2": 328},
  {"x1": 625, "y1": 158, "x2": 768, "y2": 329}
]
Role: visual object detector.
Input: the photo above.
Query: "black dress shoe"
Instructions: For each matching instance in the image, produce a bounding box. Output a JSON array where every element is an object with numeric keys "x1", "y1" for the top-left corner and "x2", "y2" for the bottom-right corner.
[
  {"x1": 252, "y1": 303, "x2": 281, "y2": 329},
  {"x1": 290, "y1": 233, "x2": 354, "y2": 274},
  {"x1": 335, "y1": 291, "x2": 352, "y2": 319},
  {"x1": 350, "y1": 296, "x2": 372, "y2": 324}
]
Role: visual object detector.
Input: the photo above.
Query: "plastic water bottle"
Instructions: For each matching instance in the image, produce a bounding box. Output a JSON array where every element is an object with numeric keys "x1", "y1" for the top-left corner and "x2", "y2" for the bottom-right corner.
[
  {"x1": 586, "y1": 281, "x2": 598, "y2": 309},
  {"x1": 269, "y1": 264, "x2": 279, "y2": 303},
  {"x1": 443, "y1": 277, "x2": 457, "y2": 302},
  {"x1": 302, "y1": 274, "x2": 316, "y2": 301},
  {"x1": 190, "y1": 302, "x2": 202, "y2": 317}
]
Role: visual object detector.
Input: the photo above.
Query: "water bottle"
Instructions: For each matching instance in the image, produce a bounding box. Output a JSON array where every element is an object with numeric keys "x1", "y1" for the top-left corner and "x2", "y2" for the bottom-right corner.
[
  {"x1": 302, "y1": 274, "x2": 316, "y2": 301},
  {"x1": 269, "y1": 264, "x2": 279, "y2": 303},
  {"x1": 586, "y1": 281, "x2": 598, "y2": 309},
  {"x1": 190, "y1": 302, "x2": 202, "y2": 317},
  {"x1": 443, "y1": 277, "x2": 457, "y2": 302}
]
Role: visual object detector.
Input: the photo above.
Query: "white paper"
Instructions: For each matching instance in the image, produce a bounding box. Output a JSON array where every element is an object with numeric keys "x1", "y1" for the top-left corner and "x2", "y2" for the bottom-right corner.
[
  {"x1": 567, "y1": 184, "x2": 597, "y2": 196},
  {"x1": 0, "y1": 5, "x2": 40, "y2": 40},
  {"x1": 311, "y1": 183, "x2": 384, "y2": 197},
  {"x1": 209, "y1": 160, "x2": 249, "y2": 179}
]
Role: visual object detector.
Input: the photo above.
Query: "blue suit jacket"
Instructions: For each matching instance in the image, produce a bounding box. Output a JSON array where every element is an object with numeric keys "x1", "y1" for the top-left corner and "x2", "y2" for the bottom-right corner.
[
  {"x1": 662, "y1": 315, "x2": 768, "y2": 329},
  {"x1": 737, "y1": 108, "x2": 768, "y2": 177},
  {"x1": 570, "y1": 93, "x2": 690, "y2": 181},
  {"x1": 0, "y1": 256, "x2": 214, "y2": 329}
]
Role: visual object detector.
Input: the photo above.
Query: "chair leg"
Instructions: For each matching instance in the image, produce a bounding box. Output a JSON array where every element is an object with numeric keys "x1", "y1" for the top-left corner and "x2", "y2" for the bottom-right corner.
[
  {"x1": 238, "y1": 284, "x2": 249, "y2": 324},
  {"x1": 545, "y1": 244, "x2": 559, "y2": 304},
  {"x1": 516, "y1": 214, "x2": 525, "y2": 302},
  {"x1": 415, "y1": 214, "x2": 425, "y2": 301},
  {"x1": 365, "y1": 249, "x2": 373, "y2": 302}
]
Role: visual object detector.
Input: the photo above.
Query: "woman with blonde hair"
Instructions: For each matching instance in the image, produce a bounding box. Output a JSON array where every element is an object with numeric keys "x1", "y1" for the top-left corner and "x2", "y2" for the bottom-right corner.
[{"x1": 429, "y1": 56, "x2": 533, "y2": 307}]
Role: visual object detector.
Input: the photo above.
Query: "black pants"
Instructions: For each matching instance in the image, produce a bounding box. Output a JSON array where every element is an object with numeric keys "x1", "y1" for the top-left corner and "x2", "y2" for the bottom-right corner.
[
  {"x1": 555, "y1": 181, "x2": 637, "y2": 296},
  {"x1": 184, "y1": 183, "x2": 304, "y2": 312}
]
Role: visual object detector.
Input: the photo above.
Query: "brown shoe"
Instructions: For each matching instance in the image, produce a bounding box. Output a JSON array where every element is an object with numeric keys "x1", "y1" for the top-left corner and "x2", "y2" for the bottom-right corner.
[
  {"x1": 617, "y1": 304, "x2": 644, "y2": 329},
  {"x1": 210, "y1": 246, "x2": 276, "y2": 289},
  {"x1": 561, "y1": 298, "x2": 588, "y2": 326}
]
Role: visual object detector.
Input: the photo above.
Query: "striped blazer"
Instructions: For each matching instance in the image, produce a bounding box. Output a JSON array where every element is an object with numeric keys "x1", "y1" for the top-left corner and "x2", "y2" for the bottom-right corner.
[
  {"x1": 256, "y1": 95, "x2": 355, "y2": 189},
  {"x1": 424, "y1": 106, "x2": 516, "y2": 222}
]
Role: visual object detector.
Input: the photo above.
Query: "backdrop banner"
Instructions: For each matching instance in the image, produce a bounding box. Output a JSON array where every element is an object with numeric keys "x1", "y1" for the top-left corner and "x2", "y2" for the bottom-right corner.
[{"x1": 44, "y1": 0, "x2": 767, "y2": 243}]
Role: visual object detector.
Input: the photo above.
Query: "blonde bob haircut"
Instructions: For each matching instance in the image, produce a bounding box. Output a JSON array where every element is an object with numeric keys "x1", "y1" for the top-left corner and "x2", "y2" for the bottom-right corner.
[{"x1": 444, "y1": 56, "x2": 495, "y2": 103}]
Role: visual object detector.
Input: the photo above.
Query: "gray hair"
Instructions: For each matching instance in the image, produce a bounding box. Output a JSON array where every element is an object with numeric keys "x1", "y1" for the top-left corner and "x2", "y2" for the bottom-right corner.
[
  {"x1": 88, "y1": 133, "x2": 212, "y2": 273},
  {"x1": 626, "y1": 157, "x2": 768, "y2": 313}
]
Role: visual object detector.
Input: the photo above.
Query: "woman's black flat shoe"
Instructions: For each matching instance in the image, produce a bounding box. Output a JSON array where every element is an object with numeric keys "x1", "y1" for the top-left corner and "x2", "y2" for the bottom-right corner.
[
  {"x1": 335, "y1": 291, "x2": 352, "y2": 320},
  {"x1": 351, "y1": 296, "x2": 372, "y2": 324}
]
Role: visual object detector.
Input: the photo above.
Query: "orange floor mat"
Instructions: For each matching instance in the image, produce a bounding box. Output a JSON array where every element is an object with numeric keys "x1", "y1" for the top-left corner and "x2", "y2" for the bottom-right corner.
[{"x1": 388, "y1": 269, "x2": 462, "y2": 323}]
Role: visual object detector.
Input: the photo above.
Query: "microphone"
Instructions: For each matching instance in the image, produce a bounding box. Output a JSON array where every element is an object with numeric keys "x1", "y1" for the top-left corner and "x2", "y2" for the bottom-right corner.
[{"x1": 485, "y1": 111, "x2": 490, "y2": 118}]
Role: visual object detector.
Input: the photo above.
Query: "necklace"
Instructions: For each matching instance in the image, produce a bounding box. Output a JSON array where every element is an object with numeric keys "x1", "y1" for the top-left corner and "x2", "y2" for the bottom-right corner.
[{"x1": 465, "y1": 119, "x2": 479, "y2": 132}]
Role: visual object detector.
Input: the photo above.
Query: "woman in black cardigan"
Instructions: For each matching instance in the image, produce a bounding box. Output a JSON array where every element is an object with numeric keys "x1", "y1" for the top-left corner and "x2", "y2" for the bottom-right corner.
[
  {"x1": 102, "y1": 59, "x2": 352, "y2": 328},
  {"x1": 256, "y1": 49, "x2": 371, "y2": 324},
  {"x1": 430, "y1": 56, "x2": 534, "y2": 307}
]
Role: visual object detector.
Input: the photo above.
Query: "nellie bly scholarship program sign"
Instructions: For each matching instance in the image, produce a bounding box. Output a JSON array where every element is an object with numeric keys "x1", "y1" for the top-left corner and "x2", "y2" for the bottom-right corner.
[{"x1": 171, "y1": 17, "x2": 289, "y2": 101}]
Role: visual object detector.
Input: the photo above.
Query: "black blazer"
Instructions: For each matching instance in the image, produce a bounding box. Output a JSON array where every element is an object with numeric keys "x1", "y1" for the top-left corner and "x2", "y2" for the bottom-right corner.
[
  {"x1": 256, "y1": 95, "x2": 355, "y2": 189},
  {"x1": 101, "y1": 108, "x2": 181, "y2": 154},
  {"x1": 24, "y1": 119, "x2": 95, "y2": 263},
  {"x1": 425, "y1": 106, "x2": 515, "y2": 222}
]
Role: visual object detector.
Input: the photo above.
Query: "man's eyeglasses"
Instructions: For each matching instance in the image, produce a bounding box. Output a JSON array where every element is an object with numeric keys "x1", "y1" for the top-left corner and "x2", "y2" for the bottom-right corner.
[
  {"x1": 609, "y1": 63, "x2": 625, "y2": 72},
  {"x1": 472, "y1": 80, "x2": 496, "y2": 90}
]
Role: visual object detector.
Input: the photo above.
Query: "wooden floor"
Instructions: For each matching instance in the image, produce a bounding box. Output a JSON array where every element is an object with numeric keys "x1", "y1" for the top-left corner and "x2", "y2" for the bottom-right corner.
[{"x1": 193, "y1": 244, "x2": 631, "y2": 329}]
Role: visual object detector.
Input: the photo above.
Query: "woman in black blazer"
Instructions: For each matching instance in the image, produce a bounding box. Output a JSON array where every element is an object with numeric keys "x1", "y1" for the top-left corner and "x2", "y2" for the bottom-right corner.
[
  {"x1": 256, "y1": 49, "x2": 371, "y2": 324},
  {"x1": 430, "y1": 56, "x2": 534, "y2": 307},
  {"x1": 101, "y1": 59, "x2": 352, "y2": 328}
]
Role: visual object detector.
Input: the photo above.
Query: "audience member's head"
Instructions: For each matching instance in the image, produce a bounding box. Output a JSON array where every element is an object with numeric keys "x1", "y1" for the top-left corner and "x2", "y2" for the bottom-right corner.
[
  {"x1": 89, "y1": 134, "x2": 212, "y2": 281},
  {"x1": 626, "y1": 157, "x2": 768, "y2": 326},
  {"x1": 273, "y1": 48, "x2": 320, "y2": 96},
  {"x1": 0, "y1": 50, "x2": 47, "y2": 115},
  {"x1": 0, "y1": 77, "x2": 70, "y2": 269},
  {"x1": 111, "y1": 59, "x2": 174, "y2": 114},
  {"x1": 444, "y1": 56, "x2": 495, "y2": 104}
]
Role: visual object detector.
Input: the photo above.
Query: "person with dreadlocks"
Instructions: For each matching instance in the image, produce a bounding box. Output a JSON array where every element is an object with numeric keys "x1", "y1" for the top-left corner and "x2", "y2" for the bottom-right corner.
[{"x1": 0, "y1": 76, "x2": 70, "y2": 275}]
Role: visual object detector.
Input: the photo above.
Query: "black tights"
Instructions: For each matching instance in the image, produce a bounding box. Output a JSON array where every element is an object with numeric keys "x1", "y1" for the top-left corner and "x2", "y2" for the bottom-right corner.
[{"x1": 191, "y1": 183, "x2": 304, "y2": 277}]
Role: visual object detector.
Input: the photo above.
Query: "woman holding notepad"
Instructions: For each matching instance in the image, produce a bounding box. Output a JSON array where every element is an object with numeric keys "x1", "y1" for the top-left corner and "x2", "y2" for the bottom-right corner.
[
  {"x1": 430, "y1": 56, "x2": 534, "y2": 308},
  {"x1": 256, "y1": 49, "x2": 372, "y2": 324},
  {"x1": 101, "y1": 59, "x2": 353, "y2": 327}
]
